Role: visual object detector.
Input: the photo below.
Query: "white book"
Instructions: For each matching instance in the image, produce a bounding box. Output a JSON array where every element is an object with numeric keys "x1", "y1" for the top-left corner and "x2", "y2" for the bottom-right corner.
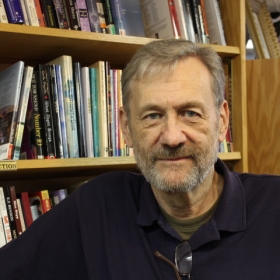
[
  {"x1": 174, "y1": 0, "x2": 189, "y2": 40},
  {"x1": 46, "y1": 56, "x2": 79, "y2": 158},
  {"x1": 19, "y1": 0, "x2": 30, "y2": 25},
  {"x1": 204, "y1": 0, "x2": 226, "y2": 46},
  {"x1": 16, "y1": 198, "x2": 26, "y2": 232},
  {"x1": 0, "y1": 187, "x2": 12, "y2": 244},
  {"x1": 89, "y1": 61, "x2": 108, "y2": 157},
  {"x1": 24, "y1": 0, "x2": 40, "y2": 26},
  {"x1": 13, "y1": 66, "x2": 34, "y2": 160},
  {"x1": 81, "y1": 67, "x2": 94, "y2": 158},
  {"x1": 0, "y1": 197, "x2": 6, "y2": 248},
  {"x1": 139, "y1": 0, "x2": 175, "y2": 39},
  {"x1": 0, "y1": 0, "x2": 8, "y2": 23}
]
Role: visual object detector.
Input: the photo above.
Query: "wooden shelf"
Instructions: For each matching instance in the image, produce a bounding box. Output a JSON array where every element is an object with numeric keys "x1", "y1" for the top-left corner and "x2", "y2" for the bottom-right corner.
[
  {"x1": 0, "y1": 24, "x2": 240, "y2": 69},
  {"x1": 0, "y1": 152, "x2": 241, "y2": 181}
]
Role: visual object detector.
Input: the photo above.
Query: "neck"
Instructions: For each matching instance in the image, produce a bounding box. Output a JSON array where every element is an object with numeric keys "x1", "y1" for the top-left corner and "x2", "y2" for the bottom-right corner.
[{"x1": 151, "y1": 170, "x2": 224, "y2": 219}]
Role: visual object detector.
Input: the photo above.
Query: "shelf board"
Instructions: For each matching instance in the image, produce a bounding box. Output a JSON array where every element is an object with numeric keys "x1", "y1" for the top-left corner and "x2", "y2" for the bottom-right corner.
[
  {"x1": 0, "y1": 24, "x2": 240, "y2": 68},
  {"x1": 0, "y1": 152, "x2": 241, "y2": 181}
]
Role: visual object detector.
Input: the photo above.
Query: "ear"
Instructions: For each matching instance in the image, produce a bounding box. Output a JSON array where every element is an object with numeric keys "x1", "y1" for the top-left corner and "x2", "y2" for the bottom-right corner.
[
  {"x1": 218, "y1": 100, "x2": 230, "y2": 143},
  {"x1": 119, "y1": 107, "x2": 133, "y2": 148}
]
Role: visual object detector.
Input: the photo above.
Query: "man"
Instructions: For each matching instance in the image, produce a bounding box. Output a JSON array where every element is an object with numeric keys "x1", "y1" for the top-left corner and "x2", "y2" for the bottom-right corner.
[{"x1": 1, "y1": 39, "x2": 280, "y2": 280}]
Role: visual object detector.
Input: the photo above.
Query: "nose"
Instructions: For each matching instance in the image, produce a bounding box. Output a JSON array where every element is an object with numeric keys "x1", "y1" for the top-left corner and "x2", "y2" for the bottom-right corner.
[{"x1": 159, "y1": 117, "x2": 186, "y2": 147}]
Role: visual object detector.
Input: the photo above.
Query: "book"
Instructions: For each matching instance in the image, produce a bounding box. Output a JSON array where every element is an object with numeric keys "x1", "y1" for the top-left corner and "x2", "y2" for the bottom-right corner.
[
  {"x1": 96, "y1": 1, "x2": 107, "y2": 33},
  {"x1": 89, "y1": 61, "x2": 108, "y2": 157},
  {"x1": 190, "y1": 0, "x2": 203, "y2": 43},
  {"x1": 0, "y1": 61, "x2": 24, "y2": 160},
  {"x1": 139, "y1": 0, "x2": 175, "y2": 39},
  {"x1": 0, "y1": 187, "x2": 12, "y2": 244},
  {"x1": 198, "y1": 0, "x2": 209, "y2": 43},
  {"x1": 29, "y1": 190, "x2": 51, "y2": 216},
  {"x1": 53, "y1": 0, "x2": 71, "y2": 29},
  {"x1": 81, "y1": 66, "x2": 94, "y2": 157},
  {"x1": 168, "y1": 0, "x2": 181, "y2": 39},
  {"x1": 16, "y1": 198, "x2": 26, "y2": 232},
  {"x1": 30, "y1": 70, "x2": 44, "y2": 159},
  {"x1": 19, "y1": 0, "x2": 30, "y2": 25},
  {"x1": 0, "y1": 204, "x2": 6, "y2": 247},
  {"x1": 47, "y1": 64, "x2": 64, "y2": 158},
  {"x1": 40, "y1": 0, "x2": 59, "y2": 28},
  {"x1": 19, "y1": 191, "x2": 33, "y2": 227},
  {"x1": 89, "y1": 67, "x2": 100, "y2": 157},
  {"x1": 174, "y1": 0, "x2": 189, "y2": 40},
  {"x1": 0, "y1": 0, "x2": 8, "y2": 23},
  {"x1": 47, "y1": 55, "x2": 79, "y2": 158},
  {"x1": 37, "y1": 64, "x2": 57, "y2": 159},
  {"x1": 55, "y1": 64, "x2": 69, "y2": 158},
  {"x1": 33, "y1": 0, "x2": 45, "y2": 26},
  {"x1": 52, "y1": 188, "x2": 68, "y2": 205},
  {"x1": 76, "y1": 0, "x2": 91, "y2": 31},
  {"x1": 2, "y1": 186, "x2": 18, "y2": 239},
  {"x1": 9, "y1": 186, "x2": 23, "y2": 236},
  {"x1": 65, "y1": 0, "x2": 81, "y2": 30},
  {"x1": 85, "y1": 0, "x2": 101, "y2": 33},
  {"x1": 13, "y1": 66, "x2": 34, "y2": 160},
  {"x1": 204, "y1": 0, "x2": 226, "y2": 45},
  {"x1": 182, "y1": 0, "x2": 196, "y2": 42},
  {"x1": 24, "y1": 0, "x2": 40, "y2": 26},
  {"x1": 73, "y1": 62, "x2": 86, "y2": 157},
  {"x1": 100, "y1": 0, "x2": 115, "y2": 33},
  {"x1": 3, "y1": 0, "x2": 25, "y2": 23},
  {"x1": 109, "y1": 0, "x2": 125, "y2": 35},
  {"x1": 115, "y1": 0, "x2": 145, "y2": 37}
]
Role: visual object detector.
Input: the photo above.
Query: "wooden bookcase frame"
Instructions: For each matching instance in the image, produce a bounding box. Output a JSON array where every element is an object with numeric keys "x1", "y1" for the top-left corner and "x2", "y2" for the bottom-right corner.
[{"x1": 0, "y1": 0, "x2": 248, "y2": 192}]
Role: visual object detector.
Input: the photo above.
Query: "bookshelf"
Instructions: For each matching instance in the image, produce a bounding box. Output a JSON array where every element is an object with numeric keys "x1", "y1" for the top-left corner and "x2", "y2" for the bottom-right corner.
[
  {"x1": 0, "y1": 0, "x2": 248, "y2": 193},
  {"x1": 247, "y1": 58, "x2": 280, "y2": 174}
]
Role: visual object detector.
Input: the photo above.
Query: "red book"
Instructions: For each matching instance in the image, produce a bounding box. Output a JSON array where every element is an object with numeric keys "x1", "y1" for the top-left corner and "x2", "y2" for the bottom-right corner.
[
  {"x1": 29, "y1": 190, "x2": 51, "y2": 216},
  {"x1": 168, "y1": 0, "x2": 181, "y2": 39},
  {"x1": 34, "y1": 0, "x2": 46, "y2": 27},
  {"x1": 20, "y1": 192, "x2": 33, "y2": 228}
]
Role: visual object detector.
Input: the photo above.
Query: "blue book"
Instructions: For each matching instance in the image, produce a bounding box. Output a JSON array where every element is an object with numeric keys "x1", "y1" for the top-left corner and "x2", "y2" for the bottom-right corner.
[
  {"x1": 3, "y1": 0, "x2": 24, "y2": 23},
  {"x1": 89, "y1": 67, "x2": 100, "y2": 157},
  {"x1": 85, "y1": 0, "x2": 101, "y2": 33}
]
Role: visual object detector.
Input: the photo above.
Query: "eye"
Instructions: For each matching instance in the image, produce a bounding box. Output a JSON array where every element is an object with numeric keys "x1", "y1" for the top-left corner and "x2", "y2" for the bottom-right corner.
[
  {"x1": 183, "y1": 110, "x2": 200, "y2": 118},
  {"x1": 146, "y1": 113, "x2": 162, "y2": 120}
]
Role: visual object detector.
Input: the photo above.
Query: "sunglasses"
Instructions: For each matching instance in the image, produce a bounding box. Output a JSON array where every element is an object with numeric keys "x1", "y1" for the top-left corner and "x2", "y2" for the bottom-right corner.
[{"x1": 155, "y1": 240, "x2": 192, "y2": 280}]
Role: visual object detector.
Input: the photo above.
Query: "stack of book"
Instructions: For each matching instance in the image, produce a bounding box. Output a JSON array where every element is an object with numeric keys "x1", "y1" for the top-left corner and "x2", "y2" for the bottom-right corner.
[
  {"x1": 0, "y1": 186, "x2": 68, "y2": 248},
  {"x1": 0, "y1": 0, "x2": 227, "y2": 44}
]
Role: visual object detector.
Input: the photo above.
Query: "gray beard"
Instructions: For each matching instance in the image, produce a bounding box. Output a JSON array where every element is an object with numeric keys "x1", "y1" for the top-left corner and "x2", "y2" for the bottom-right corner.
[{"x1": 133, "y1": 143, "x2": 218, "y2": 193}]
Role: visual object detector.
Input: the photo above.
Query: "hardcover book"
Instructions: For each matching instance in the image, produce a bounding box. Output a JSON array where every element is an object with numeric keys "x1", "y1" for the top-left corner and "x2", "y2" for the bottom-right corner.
[
  {"x1": 0, "y1": 0, "x2": 8, "y2": 23},
  {"x1": 51, "y1": 189, "x2": 68, "y2": 205},
  {"x1": 19, "y1": 191, "x2": 33, "y2": 227},
  {"x1": 182, "y1": 0, "x2": 196, "y2": 42},
  {"x1": 53, "y1": 0, "x2": 70, "y2": 29},
  {"x1": 9, "y1": 186, "x2": 23, "y2": 236},
  {"x1": 76, "y1": 0, "x2": 91, "y2": 31},
  {"x1": 65, "y1": 0, "x2": 81, "y2": 30},
  {"x1": 33, "y1": 0, "x2": 45, "y2": 26},
  {"x1": 46, "y1": 56, "x2": 79, "y2": 158},
  {"x1": 24, "y1": 0, "x2": 40, "y2": 26},
  {"x1": 84, "y1": 0, "x2": 101, "y2": 33},
  {"x1": 19, "y1": 0, "x2": 30, "y2": 25},
  {"x1": 29, "y1": 190, "x2": 51, "y2": 216},
  {"x1": 3, "y1": 0, "x2": 25, "y2": 23},
  {"x1": 100, "y1": 0, "x2": 115, "y2": 34},
  {"x1": 0, "y1": 187, "x2": 12, "y2": 244},
  {"x1": 0, "y1": 61, "x2": 24, "y2": 160},
  {"x1": 40, "y1": 0, "x2": 59, "y2": 27},
  {"x1": 13, "y1": 66, "x2": 34, "y2": 160}
]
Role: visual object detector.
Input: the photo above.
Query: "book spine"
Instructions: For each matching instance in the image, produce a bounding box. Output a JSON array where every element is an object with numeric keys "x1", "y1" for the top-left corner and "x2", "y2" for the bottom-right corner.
[
  {"x1": 81, "y1": 67, "x2": 94, "y2": 157},
  {"x1": 47, "y1": 65, "x2": 64, "y2": 158},
  {"x1": 109, "y1": 0, "x2": 125, "y2": 35},
  {"x1": 100, "y1": 0, "x2": 115, "y2": 34},
  {"x1": 53, "y1": 0, "x2": 70, "y2": 29},
  {"x1": 19, "y1": 0, "x2": 30, "y2": 25},
  {"x1": 0, "y1": 204, "x2": 7, "y2": 247},
  {"x1": 112, "y1": 68, "x2": 119, "y2": 156},
  {"x1": 13, "y1": 66, "x2": 34, "y2": 160},
  {"x1": 24, "y1": 0, "x2": 40, "y2": 26},
  {"x1": 37, "y1": 64, "x2": 56, "y2": 159},
  {"x1": 190, "y1": 0, "x2": 203, "y2": 43},
  {"x1": 55, "y1": 65, "x2": 69, "y2": 158},
  {"x1": 85, "y1": 0, "x2": 101, "y2": 33},
  {"x1": 3, "y1": 0, "x2": 25, "y2": 23},
  {"x1": 96, "y1": 1, "x2": 107, "y2": 33},
  {"x1": 76, "y1": 0, "x2": 91, "y2": 31},
  {"x1": 30, "y1": 70, "x2": 44, "y2": 159},
  {"x1": 183, "y1": 0, "x2": 196, "y2": 42},
  {"x1": 40, "y1": 0, "x2": 58, "y2": 27},
  {"x1": 20, "y1": 192, "x2": 33, "y2": 227},
  {"x1": 168, "y1": 0, "x2": 181, "y2": 39},
  {"x1": 174, "y1": 0, "x2": 189, "y2": 40},
  {"x1": 0, "y1": 0, "x2": 8, "y2": 23},
  {"x1": 73, "y1": 62, "x2": 86, "y2": 157},
  {"x1": 109, "y1": 69, "x2": 115, "y2": 155},
  {"x1": 9, "y1": 186, "x2": 23, "y2": 236},
  {"x1": 90, "y1": 67, "x2": 100, "y2": 157},
  {"x1": 2, "y1": 186, "x2": 18, "y2": 239},
  {"x1": 40, "y1": 190, "x2": 52, "y2": 213},
  {"x1": 16, "y1": 198, "x2": 26, "y2": 232},
  {"x1": 65, "y1": 0, "x2": 81, "y2": 30},
  {"x1": 199, "y1": 0, "x2": 209, "y2": 43},
  {"x1": 33, "y1": 0, "x2": 45, "y2": 26},
  {"x1": 0, "y1": 187, "x2": 12, "y2": 243}
]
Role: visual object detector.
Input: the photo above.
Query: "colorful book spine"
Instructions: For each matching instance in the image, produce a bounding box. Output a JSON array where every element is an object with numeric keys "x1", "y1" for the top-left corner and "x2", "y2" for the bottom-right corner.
[
  {"x1": 33, "y1": 0, "x2": 45, "y2": 26},
  {"x1": 53, "y1": 0, "x2": 70, "y2": 29},
  {"x1": 30, "y1": 70, "x2": 44, "y2": 159},
  {"x1": 96, "y1": 1, "x2": 107, "y2": 33},
  {"x1": 0, "y1": 0, "x2": 8, "y2": 23},
  {"x1": 19, "y1": 0, "x2": 30, "y2": 25},
  {"x1": 19, "y1": 192, "x2": 33, "y2": 227},
  {"x1": 13, "y1": 66, "x2": 34, "y2": 160},
  {"x1": 24, "y1": 0, "x2": 40, "y2": 26},
  {"x1": 37, "y1": 64, "x2": 56, "y2": 159},
  {"x1": 0, "y1": 187, "x2": 12, "y2": 243},
  {"x1": 40, "y1": 0, "x2": 58, "y2": 28},
  {"x1": 81, "y1": 67, "x2": 94, "y2": 157},
  {"x1": 85, "y1": 0, "x2": 101, "y2": 33},
  {"x1": 65, "y1": 0, "x2": 81, "y2": 30},
  {"x1": 29, "y1": 190, "x2": 51, "y2": 215},
  {"x1": 100, "y1": 0, "x2": 115, "y2": 33},
  {"x1": 76, "y1": 0, "x2": 91, "y2": 31},
  {"x1": 9, "y1": 186, "x2": 23, "y2": 236},
  {"x1": 89, "y1": 67, "x2": 100, "y2": 157},
  {"x1": 3, "y1": 0, "x2": 25, "y2": 23},
  {"x1": 73, "y1": 62, "x2": 86, "y2": 157},
  {"x1": 55, "y1": 64, "x2": 69, "y2": 158}
]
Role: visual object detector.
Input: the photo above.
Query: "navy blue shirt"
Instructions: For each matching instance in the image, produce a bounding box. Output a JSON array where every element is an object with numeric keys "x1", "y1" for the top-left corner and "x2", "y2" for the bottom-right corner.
[{"x1": 1, "y1": 159, "x2": 280, "y2": 279}]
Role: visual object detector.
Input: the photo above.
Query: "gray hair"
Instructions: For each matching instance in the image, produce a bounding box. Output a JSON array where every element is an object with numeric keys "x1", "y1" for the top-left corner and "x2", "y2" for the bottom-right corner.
[{"x1": 121, "y1": 39, "x2": 225, "y2": 115}]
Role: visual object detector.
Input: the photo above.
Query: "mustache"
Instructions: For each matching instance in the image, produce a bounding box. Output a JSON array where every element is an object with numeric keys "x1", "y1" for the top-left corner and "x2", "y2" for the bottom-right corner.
[{"x1": 148, "y1": 145, "x2": 198, "y2": 161}]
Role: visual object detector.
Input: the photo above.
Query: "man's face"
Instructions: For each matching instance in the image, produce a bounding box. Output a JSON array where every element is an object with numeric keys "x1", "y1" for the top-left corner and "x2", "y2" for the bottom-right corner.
[{"x1": 120, "y1": 58, "x2": 228, "y2": 193}]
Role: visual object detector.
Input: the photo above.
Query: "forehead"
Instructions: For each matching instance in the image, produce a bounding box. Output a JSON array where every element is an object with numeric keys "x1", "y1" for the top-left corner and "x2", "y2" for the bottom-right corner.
[{"x1": 130, "y1": 57, "x2": 214, "y2": 107}]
